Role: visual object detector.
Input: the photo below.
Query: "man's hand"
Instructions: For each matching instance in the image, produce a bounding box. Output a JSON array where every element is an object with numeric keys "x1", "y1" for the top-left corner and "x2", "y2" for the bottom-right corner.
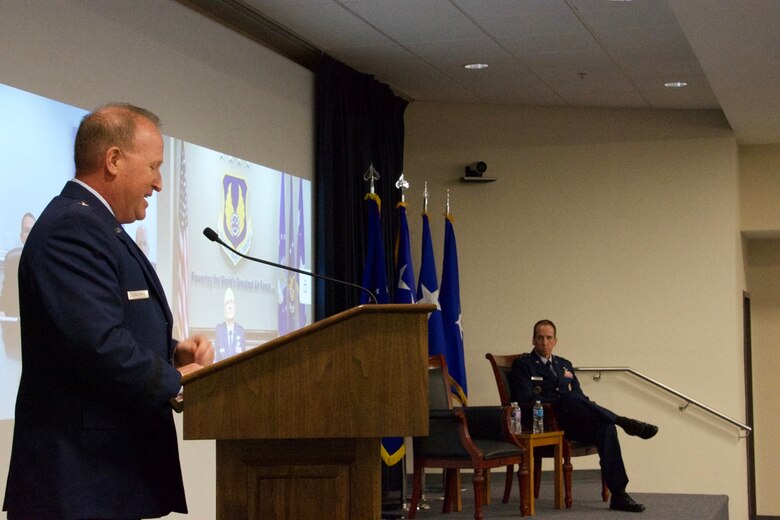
[{"x1": 174, "y1": 334, "x2": 215, "y2": 368}]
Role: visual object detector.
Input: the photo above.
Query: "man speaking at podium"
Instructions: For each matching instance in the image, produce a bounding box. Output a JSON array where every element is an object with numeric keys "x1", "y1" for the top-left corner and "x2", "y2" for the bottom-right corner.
[{"x1": 3, "y1": 103, "x2": 214, "y2": 519}]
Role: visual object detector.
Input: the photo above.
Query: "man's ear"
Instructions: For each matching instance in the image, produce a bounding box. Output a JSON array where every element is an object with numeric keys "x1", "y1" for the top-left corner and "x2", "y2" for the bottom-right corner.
[{"x1": 105, "y1": 146, "x2": 122, "y2": 178}]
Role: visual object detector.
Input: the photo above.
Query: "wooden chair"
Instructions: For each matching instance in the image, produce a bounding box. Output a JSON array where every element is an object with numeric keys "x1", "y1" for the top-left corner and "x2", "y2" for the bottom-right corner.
[
  {"x1": 409, "y1": 354, "x2": 531, "y2": 519},
  {"x1": 485, "y1": 353, "x2": 609, "y2": 508}
]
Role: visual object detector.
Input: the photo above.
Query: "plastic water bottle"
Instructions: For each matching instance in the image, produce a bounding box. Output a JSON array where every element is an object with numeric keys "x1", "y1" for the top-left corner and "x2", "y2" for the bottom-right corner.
[
  {"x1": 509, "y1": 401, "x2": 522, "y2": 435},
  {"x1": 532, "y1": 400, "x2": 544, "y2": 434}
]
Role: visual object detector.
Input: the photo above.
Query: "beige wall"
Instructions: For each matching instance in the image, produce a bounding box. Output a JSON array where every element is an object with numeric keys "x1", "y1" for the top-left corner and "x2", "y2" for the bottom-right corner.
[
  {"x1": 740, "y1": 144, "x2": 780, "y2": 517},
  {"x1": 741, "y1": 145, "x2": 780, "y2": 235},
  {"x1": 404, "y1": 102, "x2": 749, "y2": 518}
]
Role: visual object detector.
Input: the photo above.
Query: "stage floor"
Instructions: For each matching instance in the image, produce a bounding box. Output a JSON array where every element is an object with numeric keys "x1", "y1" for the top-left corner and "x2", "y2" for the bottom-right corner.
[{"x1": 383, "y1": 470, "x2": 728, "y2": 520}]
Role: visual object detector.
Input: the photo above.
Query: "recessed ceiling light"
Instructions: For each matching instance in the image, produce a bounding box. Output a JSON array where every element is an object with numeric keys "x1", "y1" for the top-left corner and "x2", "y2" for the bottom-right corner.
[
  {"x1": 664, "y1": 81, "x2": 688, "y2": 88},
  {"x1": 464, "y1": 63, "x2": 489, "y2": 70}
]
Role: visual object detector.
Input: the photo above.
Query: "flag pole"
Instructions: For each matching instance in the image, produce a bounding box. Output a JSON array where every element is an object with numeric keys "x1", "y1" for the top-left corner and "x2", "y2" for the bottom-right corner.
[{"x1": 393, "y1": 172, "x2": 412, "y2": 514}]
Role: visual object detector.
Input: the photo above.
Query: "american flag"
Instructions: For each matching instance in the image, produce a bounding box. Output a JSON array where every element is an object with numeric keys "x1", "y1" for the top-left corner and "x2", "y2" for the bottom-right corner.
[
  {"x1": 296, "y1": 178, "x2": 307, "y2": 327},
  {"x1": 175, "y1": 142, "x2": 189, "y2": 339},
  {"x1": 277, "y1": 174, "x2": 288, "y2": 336},
  {"x1": 287, "y1": 175, "x2": 296, "y2": 326}
]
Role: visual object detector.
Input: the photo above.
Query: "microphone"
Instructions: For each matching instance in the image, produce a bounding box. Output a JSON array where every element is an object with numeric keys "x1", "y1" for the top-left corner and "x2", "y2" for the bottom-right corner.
[{"x1": 202, "y1": 227, "x2": 378, "y2": 305}]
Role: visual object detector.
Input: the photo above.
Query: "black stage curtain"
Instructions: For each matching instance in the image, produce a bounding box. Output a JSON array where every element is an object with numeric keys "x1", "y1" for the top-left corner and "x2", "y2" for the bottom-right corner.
[{"x1": 315, "y1": 55, "x2": 408, "y2": 320}]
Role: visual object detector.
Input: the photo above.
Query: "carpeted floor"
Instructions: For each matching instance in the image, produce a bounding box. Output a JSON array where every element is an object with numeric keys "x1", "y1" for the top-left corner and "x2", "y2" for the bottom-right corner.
[{"x1": 382, "y1": 471, "x2": 729, "y2": 520}]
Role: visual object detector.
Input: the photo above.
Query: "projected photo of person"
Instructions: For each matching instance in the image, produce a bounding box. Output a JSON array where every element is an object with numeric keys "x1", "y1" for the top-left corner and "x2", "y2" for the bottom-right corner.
[
  {"x1": 134, "y1": 224, "x2": 156, "y2": 269},
  {"x1": 1, "y1": 212, "x2": 35, "y2": 359},
  {"x1": 215, "y1": 287, "x2": 246, "y2": 362}
]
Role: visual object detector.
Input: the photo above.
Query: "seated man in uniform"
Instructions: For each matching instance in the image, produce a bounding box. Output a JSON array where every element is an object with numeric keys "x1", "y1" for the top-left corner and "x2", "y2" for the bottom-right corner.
[{"x1": 510, "y1": 319, "x2": 658, "y2": 513}]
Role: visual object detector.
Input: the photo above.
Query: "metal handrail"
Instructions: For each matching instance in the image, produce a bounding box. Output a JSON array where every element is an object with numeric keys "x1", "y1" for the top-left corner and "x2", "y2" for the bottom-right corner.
[{"x1": 575, "y1": 366, "x2": 751, "y2": 437}]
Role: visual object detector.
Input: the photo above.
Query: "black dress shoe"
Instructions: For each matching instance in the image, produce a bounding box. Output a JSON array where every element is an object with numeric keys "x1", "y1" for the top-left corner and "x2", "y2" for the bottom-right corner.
[
  {"x1": 620, "y1": 418, "x2": 658, "y2": 439},
  {"x1": 610, "y1": 492, "x2": 646, "y2": 512}
]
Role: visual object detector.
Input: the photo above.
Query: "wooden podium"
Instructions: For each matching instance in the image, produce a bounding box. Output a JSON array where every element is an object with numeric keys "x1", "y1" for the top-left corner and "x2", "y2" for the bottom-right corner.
[{"x1": 181, "y1": 304, "x2": 432, "y2": 519}]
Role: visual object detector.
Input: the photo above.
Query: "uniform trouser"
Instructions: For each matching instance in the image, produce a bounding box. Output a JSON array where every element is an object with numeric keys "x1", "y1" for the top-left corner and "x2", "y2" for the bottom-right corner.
[{"x1": 554, "y1": 393, "x2": 629, "y2": 494}]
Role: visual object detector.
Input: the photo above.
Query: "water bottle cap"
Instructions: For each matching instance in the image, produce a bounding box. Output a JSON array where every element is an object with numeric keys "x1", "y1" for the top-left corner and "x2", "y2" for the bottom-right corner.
[{"x1": 510, "y1": 401, "x2": 518, "y2": 407}]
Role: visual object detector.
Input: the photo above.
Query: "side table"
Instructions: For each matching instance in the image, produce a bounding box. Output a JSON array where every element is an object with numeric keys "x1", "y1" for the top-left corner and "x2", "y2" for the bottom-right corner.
[{"x1": 514, "y1": 430, "x2": 564, "y2": 516}]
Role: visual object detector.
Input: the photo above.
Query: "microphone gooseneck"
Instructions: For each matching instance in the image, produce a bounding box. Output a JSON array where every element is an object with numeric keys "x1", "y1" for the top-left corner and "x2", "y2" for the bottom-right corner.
[{"x1": 201, "y1": 227, "x2": 378, "y2": 305}]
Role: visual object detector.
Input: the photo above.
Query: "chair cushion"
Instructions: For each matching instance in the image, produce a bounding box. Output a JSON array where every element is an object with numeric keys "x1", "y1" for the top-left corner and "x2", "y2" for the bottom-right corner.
[{"x1": 473, "y1": 439, "x2": 524, "y2": 460}]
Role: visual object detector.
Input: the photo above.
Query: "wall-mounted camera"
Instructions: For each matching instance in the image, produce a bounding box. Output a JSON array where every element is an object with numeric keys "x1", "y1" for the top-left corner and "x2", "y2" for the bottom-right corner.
[
  {"x1": 464, "y1": 161, "x2": 487, "y2": 178},
  {"x1": 462, "y1": 161, "x2": 496, "y2": 183}
]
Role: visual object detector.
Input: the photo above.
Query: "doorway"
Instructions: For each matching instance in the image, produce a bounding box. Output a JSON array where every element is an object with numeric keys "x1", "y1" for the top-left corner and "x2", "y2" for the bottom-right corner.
[{"x1": 743, "y1": 292, "x2": 757, "y2": 519}]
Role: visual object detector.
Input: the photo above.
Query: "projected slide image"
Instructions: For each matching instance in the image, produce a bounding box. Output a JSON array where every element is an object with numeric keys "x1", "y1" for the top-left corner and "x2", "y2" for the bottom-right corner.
[
  {"x1": 180, "y1": 141, "x2": 313, "y2": 351},
  {"x1": 0, "y1": 83, "x2": 313, "y2": 420}
]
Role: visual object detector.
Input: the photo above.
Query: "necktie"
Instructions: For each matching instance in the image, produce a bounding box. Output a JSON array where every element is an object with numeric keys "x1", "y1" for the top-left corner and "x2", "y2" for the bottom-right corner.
[
  {"x1": 229, "y1": 330, "x2": 233, "y2": 346},
  {"x1": 546, "y1": 360, "x2": 557, "y2": 379}
]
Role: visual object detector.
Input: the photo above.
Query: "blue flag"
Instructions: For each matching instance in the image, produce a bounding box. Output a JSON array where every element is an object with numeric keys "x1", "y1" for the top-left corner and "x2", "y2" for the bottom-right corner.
[
  {"x1": 360, "y1": 193, "x2": 390, "y2": 304},
  {"x1": 393, "y1": 202, "x2": 416, "y2": 305},
  {"x1": 416, "y1": 212, "x2": 446, "y2": 357},
  {"x1": 440, "y1": 213, "x2": 467, "y2": 401},
  {"x1": 378, "y1": 202, "x2": 417, "y2": 467}
]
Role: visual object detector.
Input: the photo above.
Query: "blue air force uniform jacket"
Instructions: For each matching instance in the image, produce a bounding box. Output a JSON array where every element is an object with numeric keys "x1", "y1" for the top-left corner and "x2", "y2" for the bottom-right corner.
[
  {"x1": 510, "y1": 351, "x2": 585, "y2": 404},
  {"x1": 3, "y1": 181, "x2": 186, "y2": 518}
]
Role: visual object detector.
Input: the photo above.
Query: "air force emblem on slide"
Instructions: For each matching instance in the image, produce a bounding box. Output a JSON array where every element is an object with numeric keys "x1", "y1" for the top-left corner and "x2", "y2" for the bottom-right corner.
[{"x1": 219, "y1": 174, "x2": 253, "y2": 266}]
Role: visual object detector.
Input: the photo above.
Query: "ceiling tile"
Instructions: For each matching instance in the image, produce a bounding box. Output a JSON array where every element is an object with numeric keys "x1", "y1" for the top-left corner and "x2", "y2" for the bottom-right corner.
[
  {"x1": 498, "y1": 31, "x2": 601, "y2": 57},
  {"x1": 254, "y1": 2, "x2": 391, "y2": 49},
  {"x1": 405, "y1": 37, "x2": 513, "y2": 67},
  {"x1": 457, "y1": 0, "x2": 585, "y2": 39},
  {"x1": 569, "y1": 0, "x2": 679, "y2": 30},
  {"x1": 520, "y1": 49, "x2": 619, "y2": 81},
  {"x1": 340, "y1": 0, "x2": 486, "y2": 42},
  {"x1": 639, "y1": 81, "x2": 720, "y2": 110}
]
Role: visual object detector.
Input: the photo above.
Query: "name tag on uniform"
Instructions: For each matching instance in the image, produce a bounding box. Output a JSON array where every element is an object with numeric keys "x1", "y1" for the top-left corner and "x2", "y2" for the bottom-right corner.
[
  {"x1": 531, "y1": 376, "x2": 543, "y2": 381},
  {"x1": 127, "y1": 290, "x2": 149, "y2": 300}
]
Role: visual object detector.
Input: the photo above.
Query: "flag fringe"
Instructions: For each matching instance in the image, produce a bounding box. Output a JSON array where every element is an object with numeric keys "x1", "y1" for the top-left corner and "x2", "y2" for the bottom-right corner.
[
  {"x1": 364, "y1": 192, "x2": 382, "y2": 211},
  {"x1": 381, "y1": 444, "x2": 406, "y2": 466}
]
